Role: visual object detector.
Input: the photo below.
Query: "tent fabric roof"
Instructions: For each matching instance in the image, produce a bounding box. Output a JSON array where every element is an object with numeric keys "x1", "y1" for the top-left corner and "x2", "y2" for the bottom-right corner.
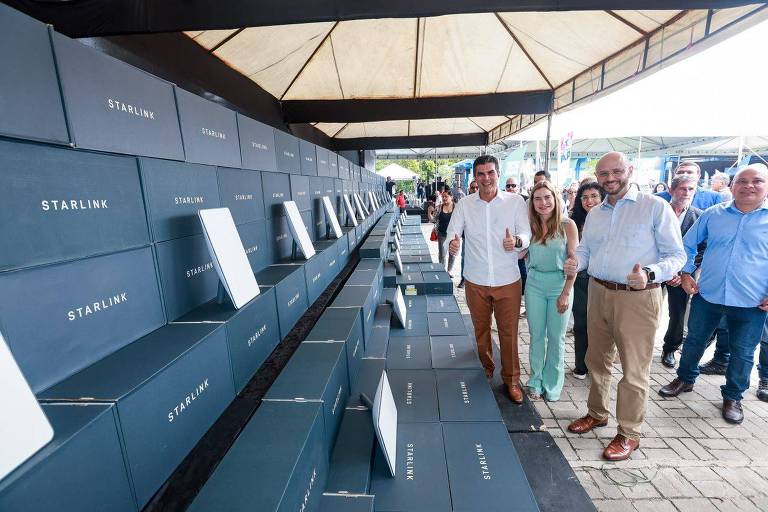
[{"x1": 377, "y1": 163, "x2": 419, "y2": 181}]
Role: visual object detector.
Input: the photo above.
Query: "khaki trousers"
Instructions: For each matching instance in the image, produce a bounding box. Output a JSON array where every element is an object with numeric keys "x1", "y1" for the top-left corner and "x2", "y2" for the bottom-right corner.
[
  {"x1": 586, "y1": 278, "x2": 662, "y2": 440},
  {"x1": 464, "y1": 280, "x2": 522, "y2": 385}
]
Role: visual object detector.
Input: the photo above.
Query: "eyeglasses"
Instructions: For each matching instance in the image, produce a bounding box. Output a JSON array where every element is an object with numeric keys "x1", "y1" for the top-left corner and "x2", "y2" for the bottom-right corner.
[{"x1": 505, "y1": 184, "x2": 518, "y2": 189}]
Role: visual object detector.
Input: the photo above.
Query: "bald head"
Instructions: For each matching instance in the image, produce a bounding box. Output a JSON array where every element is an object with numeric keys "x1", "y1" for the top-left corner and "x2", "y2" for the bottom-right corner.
[
  {"x1": 597, "y1": 152, "x2": 631, "y2": 171},
  {"x1": 731, "y1": 163, "x2": 768, "y2": 211},
  {"x1": 734, "y1": 163, "x2": 768, "y2": 180},
  {"x1": 595, "y1": 152, "x2": 634, "y2": 201}
]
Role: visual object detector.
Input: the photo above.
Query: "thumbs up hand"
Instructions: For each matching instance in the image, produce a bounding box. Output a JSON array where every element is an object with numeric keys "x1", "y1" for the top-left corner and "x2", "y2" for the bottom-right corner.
[
  {"x1": 449, "y1": 233, "x2": 461, "y2": 256},
  {"x1": 503, "y1": 228, "x2": 517, "y2": 252},
  {"x1": 627, "y1": 263, "x2": 648, "y2": 290},
  {"x1": 563, "y1": 249, "x2": 579, "y2": 277}
]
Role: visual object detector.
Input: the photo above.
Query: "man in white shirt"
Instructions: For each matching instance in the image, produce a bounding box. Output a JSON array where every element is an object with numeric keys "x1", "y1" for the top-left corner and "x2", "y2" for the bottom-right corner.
[
  {"x1": 448, "y1": 156, "x2": 531, "y2": 403},
  {"x1": 564, "y1": 152, "x2": 686, "y2": 461}
]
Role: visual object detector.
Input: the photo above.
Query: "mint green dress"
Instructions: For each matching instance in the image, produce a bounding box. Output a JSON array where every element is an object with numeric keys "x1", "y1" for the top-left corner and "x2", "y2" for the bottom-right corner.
[{"x1": 525, "y1": 228, "x2": 573, "y2": 401}]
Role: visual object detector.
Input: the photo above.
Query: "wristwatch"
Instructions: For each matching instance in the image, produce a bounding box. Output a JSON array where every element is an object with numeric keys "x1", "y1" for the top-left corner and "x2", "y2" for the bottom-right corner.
[
  {"x1": 642, "y1": 267, "x2": 655, "y2": 282},
  {"x1": 515, "y1": 238, "x2": 523, "y2": 248}
]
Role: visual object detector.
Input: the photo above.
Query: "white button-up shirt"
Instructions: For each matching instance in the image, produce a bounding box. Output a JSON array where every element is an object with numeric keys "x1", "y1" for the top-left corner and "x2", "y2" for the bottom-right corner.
[
  {"x1": 447, "y1": 190, "x2": 531, "y2": 287},
  {"x1": 575, "y1": 187, "x2": 686, "y2": 283}
]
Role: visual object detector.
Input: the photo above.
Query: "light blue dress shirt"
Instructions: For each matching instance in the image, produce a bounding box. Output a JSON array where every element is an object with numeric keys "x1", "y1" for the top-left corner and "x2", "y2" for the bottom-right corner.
[
  {"x1": 576, "y1": 188, "x2": 686, "y2": 283},
  {"x1": 682, "y1": 200, "x2": 768, "y2": 307}
]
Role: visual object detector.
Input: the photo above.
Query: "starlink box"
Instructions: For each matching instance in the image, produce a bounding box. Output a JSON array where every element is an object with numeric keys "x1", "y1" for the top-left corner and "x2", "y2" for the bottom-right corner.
[
  {"x1": 334, "y1": 179, "x2": 345, "y2": 222},
  {"x1": 236, "y1": 220, "x2": 270, "y2": 274},
  {"x1": 382, "y1": 263, "x2": 398, "y2": 288},
  {"x1": 325, "y1": 408, "x2": 374, "y2": 494},
  {"x1": 139, "y1": 158, "x2": 220, "y2": 242},
  {"x1": 261, "y1": 171, "x2": 291, "y2": 218},
  {"x1": 155, "y1": 234, "x2": 219, "y2": 321},
  {"x1": 0, "y1": 247, "x2": 165, "y2": 393},
  {"x1": 328, "y1": 152, "x2": 339, "y2": 177},
  {"x1": 359, "y1": 237, "x2": 388, "y2": 259},
  {"x1": 300, "y1": 139, "x2": 318, "y2": 176},
  {"x1": 40, "y1": 323, "x2": 235, "y2": 508},
  {"x1": 430, "y1": 336, "x2": 481, "y2": 370},
  {"x1": 52, "y1": 33, "x2": 183, "y2": 159},
  {"x1": 237, "y1": 113, "x2": 277, "y2": 172},
  {"x1": 302, "y1": 210, "x2": 316, "y2": 242},
  {"x1": 320, "y1": 494, "x2": 374, "y2": 512},
  {"x1": 274, "y1": 130, "x2": 301, "y2": 174},
  {"x1": 255, "y1": 264, "x2": 308, "y2": 339},
  {"x1": 316, "y1": 239, "x2": 341, "y2": 286},
  {"x1": 175, "y1": 87, "x2": 241, "y2": 168},
  {"x1": 346, "y1": 268, "x2": 380, "y2": 288},
  {"x1": 0, "y1": 141, "x2": 148, "y2": 271},
  {"x1": 310, "y1": 177, "x2": 327, "y2": 239},
  {"x1": 303, "y1": 250, "x2": 330, "y2": 305},
  {"x1": 217, "y1": 167, "x2": 265, "y2": 225},
  {"x1": 266, "y1": 214, "x2": 294, "y2": 262},
  {"x1": 330, "y1": 285, "x2": 378, "y2": 349},
  {"x1": 386, "y1": 370, "x2": 439, "y2": 423},
  {"x1": 422, "y1": 272, "x2": 454, "y2": 295},
  {"x1": 316, "y1": 147, "x2": 330, "y2": 176},
  {"x1": 435, "y1": 369, "x2": 502, "y2": 422},
  {"x1": 174, "y1": 288, "x2": 279, "y2": 392},
  {"x1": 0, "y1": 5, "x2": 68, "y2": 143},
  {"x1": 265, "y1": 342, "x2": 348, "y2": 459},
  {"x1": 404, "y1": 295, "x2": 427, "y2": 313},
  {"x1": 365, "y1": 305, "x2": 392, "y2": 359},
  {"x1": 426, "y1": 295, "x2": 460, "y2": 313},
  {"x1": 337, "y1": 235, "x2": 351, "y2": 267},
  {"x1": 348, "y1": 357, "x2": 385, "y2": 406},
  {"x1": 290, "y1": 174, "x2": 311, "y2": 211},
  {"x1": 442, "y1": 422, "x2": 540, "y2": 512},
  {"x1": 0, "y1": 403, "x2": 135, "y2": 511},
  {"x1": 396, "y1": 272, "x2": 425, "y2": 294},
  {"x1": 305, "y1": 308, "x2": 363, "y2": 389},
  {"x1": 386, "y1": 336, "x2": 431, "y2": 369},
  {"x1": 388, "y1": 315, "x2": 429, "y2": 339},
  {"x1": 370, "y1": 422, "x2": 451, "y2": 512},
  {"x1": 427, "y1": 312, "x2": 468, "y2": 336},
  {"x1": 187, "y1": 400, "x2": 326, "y2": 512},
  {"x1": 419, "y1": 263, "x2": 441, "y2": 272},
  {"x1": 356, "y1": 258, "x2": 384, "y2": 273}
]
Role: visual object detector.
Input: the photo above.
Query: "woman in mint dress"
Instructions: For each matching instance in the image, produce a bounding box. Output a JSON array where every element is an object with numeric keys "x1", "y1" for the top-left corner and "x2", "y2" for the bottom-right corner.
[{"x1": 522, "y1": 181, "x2": 579, "y2": 401}]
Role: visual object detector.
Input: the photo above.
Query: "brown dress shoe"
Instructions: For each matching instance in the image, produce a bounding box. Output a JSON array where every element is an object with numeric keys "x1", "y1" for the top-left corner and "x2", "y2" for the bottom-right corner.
[
  {"x1": 506, "y1": 383, "x2": 523, "y2": 404},
  {"x1": 658, "y1": 378, "x2": 694, "y2": 397},
  {"x1": 567, "y1": 414, "x2": 608, "y2": 434},
  {"x1": 722, "y1": 399, "x2": 744, "y2": 424},
  {"x1": 603, "y1": 435, "x2": 640, "y2": 461}
]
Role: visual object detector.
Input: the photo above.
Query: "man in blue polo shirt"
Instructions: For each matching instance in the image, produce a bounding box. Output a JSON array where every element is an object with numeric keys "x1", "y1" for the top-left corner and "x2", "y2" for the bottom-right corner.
[
  {"x1": 656, "y1": 161, "x2": 723, "y2": 210},
  {"x1": 659, "y1": 164, "x2": 768, "y2": 424}
]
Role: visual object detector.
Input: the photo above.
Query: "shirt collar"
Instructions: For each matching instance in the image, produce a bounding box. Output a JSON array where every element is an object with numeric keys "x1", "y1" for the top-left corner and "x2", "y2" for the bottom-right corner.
[
  {"x1": 726, "y1": 198, "x2": 768, "y2": 213},
  {"x1": 599, "y1": 185, "x2": 639, "y2": 209}
]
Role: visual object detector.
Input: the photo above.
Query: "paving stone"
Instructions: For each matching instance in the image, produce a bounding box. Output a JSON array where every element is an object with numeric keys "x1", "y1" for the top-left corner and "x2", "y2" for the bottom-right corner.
[
  {"x1": 712, "y1": 467, "x2": 768, "y2": 497},
  {"x1": 631, "y1": 499, "x2": 678, "y2": 512},
  {"x1": 679, "y1": 467, "x2": 721, "y2": 481},
  {"x1": 677, "y1": 438, "x2": 714, "y2": 460},
  {"x1": 650, "y1": 468, "x2": 702, "y2": 499},
  {"x1": 593, "y1": 499, "x2": 636, "y2": 512},
  {"x1": 672, "y1": 498, "x2": 720, "y2": 512},
  {"x1": 690, "y1": 480, "x2": 741, "y2": 499},
  {"x1": 712, "y1": 497, "x2": 762, "y2": 512},
  {"x1": 619, "y1": 482, "x2": 661, "y2": 500},
  {"x1": 663, "y1": 438, "x2": 698, "y2": 460},
  {"x1": 641, "y1": 448, "x2": 678, "y2": 461},
  {"x1": 587, "y1": 469, "x2": 627, "y2": 500}
]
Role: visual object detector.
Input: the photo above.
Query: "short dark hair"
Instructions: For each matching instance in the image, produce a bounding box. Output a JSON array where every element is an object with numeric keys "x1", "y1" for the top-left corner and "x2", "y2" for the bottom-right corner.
[
  {"x1": 441, "y1": 188, "x2": 453, "y2": 196},
  {"x1": 675, "y1": 161, "x2": 701, "y2": 175},
  {"x1": 670, "y1": 175, "x2": 698, "y2": 190},
  {"x1": 571, "y1": 182, "x2": 606, "y2": 232},
  {"x1": 473, "y1": 155, "x2": 499, "y2": 174},
  {"x1": 534, "y1": 170, "x2": 551, "y2": 179}
]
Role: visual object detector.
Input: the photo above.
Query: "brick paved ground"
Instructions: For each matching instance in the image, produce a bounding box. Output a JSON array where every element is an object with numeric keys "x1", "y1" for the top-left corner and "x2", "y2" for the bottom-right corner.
[{"x1": 423, "y1": 224, "x2": 768, "y2": 511}]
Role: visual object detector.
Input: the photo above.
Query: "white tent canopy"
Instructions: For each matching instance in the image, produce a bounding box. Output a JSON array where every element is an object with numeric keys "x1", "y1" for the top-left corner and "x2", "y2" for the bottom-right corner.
[{"x1": 377, "y1": 163, "x2": 418, "y2": 181}]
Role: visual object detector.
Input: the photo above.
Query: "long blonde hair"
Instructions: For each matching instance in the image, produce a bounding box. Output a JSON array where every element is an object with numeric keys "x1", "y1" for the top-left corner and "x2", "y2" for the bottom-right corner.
[{"x1": 528, "y1": 181, "x2": 565, "y2": 244}]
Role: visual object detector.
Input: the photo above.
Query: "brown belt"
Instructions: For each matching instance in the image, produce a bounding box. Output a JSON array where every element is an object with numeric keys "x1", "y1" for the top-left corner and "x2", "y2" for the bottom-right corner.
[{"x1": 593, "y1": 277, "x2": 661, "y2": 292}]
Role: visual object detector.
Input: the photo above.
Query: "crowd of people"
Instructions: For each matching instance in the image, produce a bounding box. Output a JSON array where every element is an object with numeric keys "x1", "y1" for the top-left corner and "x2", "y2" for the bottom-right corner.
[{"x1": 441, "y1": 152, "x2": 768, "y2": 462}]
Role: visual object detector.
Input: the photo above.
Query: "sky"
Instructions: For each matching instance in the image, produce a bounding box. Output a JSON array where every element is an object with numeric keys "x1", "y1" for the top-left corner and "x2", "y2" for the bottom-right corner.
[{"x1": 509, "y1": 15, "x2": 768, "y2": 142}]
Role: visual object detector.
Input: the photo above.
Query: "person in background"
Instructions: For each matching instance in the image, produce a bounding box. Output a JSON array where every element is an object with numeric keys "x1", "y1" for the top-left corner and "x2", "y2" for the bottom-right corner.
[
  {"x1": 458, "y1": 180, "x2": 480, "y2": 289},
  {"x1": 659, "y1": 164, "x2": 768, "y2": 424},
  {"x1": 453, "y1": 182, "x2": 466, "y2": 202},
  {"x1": 660, "y1": 175, "x2": 706, "y2": 368},
  {"x1": 655, "y1": 182, "x2": 669, "y2": 194},
  {"x1": 523, "y1": 182, "x2": 579, "y2": 401},
  {"x1": 656, "y1": 162, "x2": 723, "y2": 209},
  {"x1": 711, "y1": 172, "x2": 733, "y2": 202},
  {"x1": 534, "y1": 170, "x2": 551, "y2": 185},
  {"x1": 507, "y1": 177, "x2": 529, "y2": 292},
  {"x1": 425, "y1": 193, "x2": 437, "y2": 223},
  {"x1": 564, "y1": 151, "x2": 685, "y2": 461},
  {"x1": 569, "y1": 181, "x2": 606, "y2": 379},
  {"x1": 564, "y1": 181, "x2": 579, "y2": 215},
  {"x1": 435, "y1": 189, "x2": 457, "y2": 277},
  {"x1": 396, "y1": 190, "x2": 407, "y2": 214},
  {"x1": 385, "y1": 176, "x2": 395, "y2": 197},
  {"x1": 448, "y1": 155, "x2": 531, "y2": 403}
]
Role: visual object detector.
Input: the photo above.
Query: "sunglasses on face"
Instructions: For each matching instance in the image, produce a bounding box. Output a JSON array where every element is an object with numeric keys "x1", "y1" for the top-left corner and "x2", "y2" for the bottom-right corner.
[{"x1": 505, "y1": 184, "x2": 518, "y2": 189}]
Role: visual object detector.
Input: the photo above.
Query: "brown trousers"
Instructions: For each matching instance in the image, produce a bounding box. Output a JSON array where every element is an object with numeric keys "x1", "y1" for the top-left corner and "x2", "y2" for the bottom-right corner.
[
  {"x1": 464, "y1": 280, "x2": 522, "y2": 385},
  {"x1": 585, "y1": 279, "x2": 662, "y2": 440}
]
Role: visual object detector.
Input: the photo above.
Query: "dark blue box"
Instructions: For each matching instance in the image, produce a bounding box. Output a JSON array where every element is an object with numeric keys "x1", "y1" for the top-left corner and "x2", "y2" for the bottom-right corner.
[
  {"x1": 255, "y1": 264, "x2": 308, "y2": 339},
  {"x1": 0, "y1": 247, "x2": 164, "y2": 393},
  {"x1": 396, "y1": 272, "x2": 425, "y2": 294},
  {"x1": 386, "y1": 336, "x2": 431, "y2": 369},
  {"x1": 175, "y1": 87, "x2": 241, "y2": 168},
  {"x1": 422, "y1": 271, "x2": 454, "y2": 295},
  {"x1": 266, "y1": 215, "x2": 294, "y2": 262},
  {"x1": 306, "y1": 308, "x2": 363, "y2": 390},
  {"x1": 303, "y1": 250, "x2": 330, "y2": 305},
  {"x1": 236, "y1": 220, "x2": 270, "y2": 274},
  {"x1": 349, "y1": 358, "x2": 386, "y2": 407},
  {"x1": 310, "y1": 177, "x2": 327, "y2": 239},
  {"x1": 389, "y1": 315, "x2": 429, "y2": 339},
  {"x1": 334, "y1": 179, "x2": 345, "y2": 222},
  {"x1": 435, "y1": 369, "x2": 502, "y2": 422},
  {"x1": 387, "y1": 369, "x2": 439, "y2": 423},
  {"x1": 174, "y1": 288, "x2": 280, "y2": 392},
  {"x1": 320, "y1": 494, "x2": 374, "y2": 512},
  {"x1": 316, "y1": 239, "x2": 341, "y2": 286},
  {"x1": 316, "y1": 146, "x2": 330, "y2": 176},
  {"x1": 155, "y1": 234, "x2": 219, "y2": 321},
  {"x1": 237, "y1": 113, "x2": 277, "y2": 172},
  {"x1": 426, "y1": 295, "x2": 460, "y2": 313},
  {"x1": 337, "y1": 235, "x2": 351, "y2": 267},
  {"x1": 328, "y1": 152, "x2": 339, "y2": 177},
  {"x1": 217, "y1": 167, "x2": 265, "y2": 225},
  {"x1": 187, "y1": 400, "x2": 326, "y2": 512},
  {"x1": 300, "y1": 139, "x2": 318, "y2": 176},
  {"x1": 40, "y1": 323, "x2": 235, "y2": 507},
  {"x1": 290, "y1": 174, "x2": 311, "y2": 211},
  {"x1": 261, "y1": 171, "x2": 291, "y2": 219},
  {"x1": 419, "y1": 263, "x2": 441, "y2": 272},
  {"x1": 427, "y1": 312, "x2": 468, "y2": 336},
  {"x1": 53, "y1": 33, "x2": 183, "y2": 159},
  {"x1": 302, "y1": 210, "x2": 316, "y2": 242},
  {"x1": 365, "y1": 305, "x2": 392, "y2": 358},
  {"x1": 330, "y1": 285, "x2": 379, "y2": 349},
  {"x1": 265, "y1": 341, "x2": 348, "y2": 459},
  {"x1": 370, "y1": 422, "x2": 451, "y2": 512},
  {"x1": 442, "y1": 422, "x2": 539, "y2": 512},
  {"x1": 0, "y1": 5, "x2": 68, "y2": 144},
  {"x1": 139, "y1": 158, "x2": 220, "y2": 242},
  {"x1": 0, "y1": 403, "x2": 135, "y2": 511},
  {"x1": 0, "y1": 140, "x2": 148, "y2": 271},
  {"x1": 274, "y1": 130, "x2": 300, "y2": 173},
  {"x1": 325, "y1": 407, "x2": 375, "y2": 495},
  {"x1": 430, "y1": 336, "x2": 481, "y2": 369}
]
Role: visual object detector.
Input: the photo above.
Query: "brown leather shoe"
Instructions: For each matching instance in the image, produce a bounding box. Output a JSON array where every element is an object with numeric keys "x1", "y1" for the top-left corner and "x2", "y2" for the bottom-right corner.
[
  {"x1": 658, "y1": 378, "x2": 694, "y2": 397},
  {"x1": 506, "y1": 383, "x2": 523, "y2": 404},
  {"x1": 722, "y1": 399, "x2": 744, "y2": 424},
  {"x1": 603, "y1": 435, "x2": 640, "y2": 461},
  {"x1": 567, "y1": 414, "x2": 608, "y2": 434}
]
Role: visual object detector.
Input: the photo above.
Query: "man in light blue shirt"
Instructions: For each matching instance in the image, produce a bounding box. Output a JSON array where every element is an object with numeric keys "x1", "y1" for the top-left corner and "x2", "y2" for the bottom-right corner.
[
  {"x1": 564, "y1": 151, "x2": 686, "y2": 462},
  {"x1": 655, "y1": 161, "x2": 724, "y2": 210},
  {"x1": 659, "y1": 164, "x2": 768, "y2": 424}
]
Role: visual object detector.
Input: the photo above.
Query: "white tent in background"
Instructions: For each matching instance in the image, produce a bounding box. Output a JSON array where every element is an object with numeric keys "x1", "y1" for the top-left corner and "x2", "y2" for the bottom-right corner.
[{"x1": 377, "y1": 163, "x2": 418, "y2": 181}]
